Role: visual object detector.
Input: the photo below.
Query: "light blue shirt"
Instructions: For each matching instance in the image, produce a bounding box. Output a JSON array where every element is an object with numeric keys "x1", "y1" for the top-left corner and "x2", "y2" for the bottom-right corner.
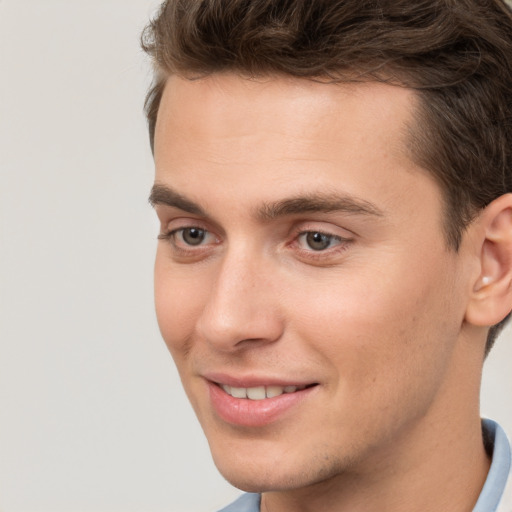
[
  {"x1": 475, "y1": 419, "x2": 512, "y2": 512},
  {"x1": 218, "y1": 419, "x2": 512, "y2": 512}
]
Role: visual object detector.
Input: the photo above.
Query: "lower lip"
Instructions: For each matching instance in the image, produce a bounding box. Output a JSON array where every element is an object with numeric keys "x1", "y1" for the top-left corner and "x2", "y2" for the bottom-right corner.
[{"x1": 207, "y1": 382, "x2": 316, "y2": 427}]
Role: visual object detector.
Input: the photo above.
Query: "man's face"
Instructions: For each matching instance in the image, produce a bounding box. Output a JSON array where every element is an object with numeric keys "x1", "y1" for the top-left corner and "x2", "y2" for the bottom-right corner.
[{"x1": 152, "y1": 74, "x2": 473, "y2": 492}]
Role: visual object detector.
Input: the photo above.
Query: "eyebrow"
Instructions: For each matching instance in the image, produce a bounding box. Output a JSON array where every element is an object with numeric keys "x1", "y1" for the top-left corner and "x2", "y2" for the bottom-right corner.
[
  {"x1": 149, "y1": 183, "x2": 205, "y2": 215},
  {"x1": 149, "y1": 183, "x2": 384, "y2": 220},
  {"x1": 257, "y1": 194, "x2": 384, "y2": 220}
]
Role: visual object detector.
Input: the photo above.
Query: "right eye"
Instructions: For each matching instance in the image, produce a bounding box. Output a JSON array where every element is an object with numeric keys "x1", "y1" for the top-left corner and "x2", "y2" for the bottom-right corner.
[
  {"x1": 177, "y1": 227, "x2": 207, "y2": 246},
  {"x1": 158, "y1": 226, "x2": 218, "y2": 251}
]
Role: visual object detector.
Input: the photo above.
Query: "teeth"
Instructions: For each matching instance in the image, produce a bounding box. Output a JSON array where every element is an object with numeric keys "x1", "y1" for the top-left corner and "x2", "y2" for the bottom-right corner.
[
  {"x1": 221, "y1": 384, "x2": 307, "y2": 400},
  {"x1": 230, "y1": 386, "x2": 247, "y2": 399},
  {"x1": 247, "y1": 386, "x2": 266, "y2": 400},
  {"x1": 265, "y1": 385, "x2": 284, "y2": 398}
]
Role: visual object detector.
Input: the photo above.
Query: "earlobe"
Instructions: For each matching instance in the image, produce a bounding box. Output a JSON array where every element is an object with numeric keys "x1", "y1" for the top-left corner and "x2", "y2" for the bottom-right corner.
[{"x1": 465, "y1": 193, "x2": 512, "y2": 327}]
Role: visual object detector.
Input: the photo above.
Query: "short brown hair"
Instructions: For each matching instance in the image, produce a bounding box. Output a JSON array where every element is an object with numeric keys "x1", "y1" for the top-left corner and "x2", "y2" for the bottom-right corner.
[{"x1": 141, "y1": 0, "x2": 512, "y2": 355}]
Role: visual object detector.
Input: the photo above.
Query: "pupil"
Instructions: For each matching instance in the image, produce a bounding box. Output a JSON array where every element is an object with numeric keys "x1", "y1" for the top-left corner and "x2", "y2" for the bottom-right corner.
[
  {"x1": 306, "y1": 232, "x2": 331, "y2": 251},
  {"x1": 183, "y1": 228, "x2": 205, "y2": 245}
]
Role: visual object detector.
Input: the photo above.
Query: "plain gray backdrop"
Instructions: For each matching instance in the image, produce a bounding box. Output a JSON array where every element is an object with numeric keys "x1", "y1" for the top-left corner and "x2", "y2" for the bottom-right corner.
[{"x1": 1, "y1": 1, "x2": 510, "y2": 511}]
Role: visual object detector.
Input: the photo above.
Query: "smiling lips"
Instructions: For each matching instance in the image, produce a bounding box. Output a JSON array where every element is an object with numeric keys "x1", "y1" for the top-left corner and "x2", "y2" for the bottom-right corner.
[{"x1": 208, "y1": 380, "x2": 317, "y2": 427}]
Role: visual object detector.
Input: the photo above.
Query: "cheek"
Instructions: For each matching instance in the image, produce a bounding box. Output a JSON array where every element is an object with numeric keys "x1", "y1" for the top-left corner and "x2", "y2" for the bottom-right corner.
[
  {"x1": 154, "y1": 256, "x2": 207, "y2": 358},
  {"x1": 281, "y1": 271, "x2": 460, "y2": 455},
  {"x1": 289, "y1": 255, "x2": 460, "y2": 393}
]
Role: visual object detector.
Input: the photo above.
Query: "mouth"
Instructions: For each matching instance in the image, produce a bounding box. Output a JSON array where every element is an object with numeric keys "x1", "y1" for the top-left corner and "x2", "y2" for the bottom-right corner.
[{"x1": 206, "y1": 378, "x2": 319, "y2": 427}]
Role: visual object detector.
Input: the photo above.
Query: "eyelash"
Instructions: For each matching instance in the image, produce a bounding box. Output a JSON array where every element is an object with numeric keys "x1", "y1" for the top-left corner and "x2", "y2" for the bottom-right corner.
[{"x1": 158, "y1": 226, "x2": 351, "y2": 262}]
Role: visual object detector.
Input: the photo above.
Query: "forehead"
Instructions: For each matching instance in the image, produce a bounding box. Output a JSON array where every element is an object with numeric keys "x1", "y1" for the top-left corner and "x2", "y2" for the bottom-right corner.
[
  {"x1": 153, "y1": 73, "x2": 439, "y2": 228},
  {"x1": 155, "y1": 73, "x2": 417, "y2": 166}
]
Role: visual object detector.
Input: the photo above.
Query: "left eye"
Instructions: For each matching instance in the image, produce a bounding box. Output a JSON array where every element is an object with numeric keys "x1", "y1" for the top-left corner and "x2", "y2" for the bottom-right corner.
[{"x1": 298, "y1": 231, "x2": 341, "y2": 251}]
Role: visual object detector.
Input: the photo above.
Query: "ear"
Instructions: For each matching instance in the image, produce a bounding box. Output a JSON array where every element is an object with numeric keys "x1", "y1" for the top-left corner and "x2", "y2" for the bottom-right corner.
[{"x1": 465, "y1": 193, "x2": 512, "y2": 327}]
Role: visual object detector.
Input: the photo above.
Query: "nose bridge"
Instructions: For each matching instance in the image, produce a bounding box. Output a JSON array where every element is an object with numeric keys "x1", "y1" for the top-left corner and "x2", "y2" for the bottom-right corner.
[{"x1": 195, "y1": 244, "x2": 282, "y2": 350}]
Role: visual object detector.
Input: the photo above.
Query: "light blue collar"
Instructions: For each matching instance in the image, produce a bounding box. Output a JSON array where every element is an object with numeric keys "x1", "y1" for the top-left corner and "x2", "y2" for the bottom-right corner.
[
  {"x1": 473, "y1": 419, "x2": 512, "y2": 512},
  {"x1": 217, "y1": 492, "x2": 260, "y2": 512}
]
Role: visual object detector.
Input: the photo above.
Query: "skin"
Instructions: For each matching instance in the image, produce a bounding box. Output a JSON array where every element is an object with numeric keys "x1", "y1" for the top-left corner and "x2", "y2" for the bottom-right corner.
[{"x1": 151, "y1": 73, "x2": 512, "y2": 512}]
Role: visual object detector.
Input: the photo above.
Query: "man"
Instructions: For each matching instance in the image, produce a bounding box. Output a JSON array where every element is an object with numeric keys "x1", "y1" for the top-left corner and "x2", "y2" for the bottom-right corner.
[{"x1": 143, "y1": 1, "x2": 512, "y2": 510}]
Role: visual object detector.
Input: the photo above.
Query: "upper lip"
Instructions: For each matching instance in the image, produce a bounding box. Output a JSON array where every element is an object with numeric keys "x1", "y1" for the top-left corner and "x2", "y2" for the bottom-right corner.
[{"x1": 203, "y1": 372, "x2": 318, "y2": 388}]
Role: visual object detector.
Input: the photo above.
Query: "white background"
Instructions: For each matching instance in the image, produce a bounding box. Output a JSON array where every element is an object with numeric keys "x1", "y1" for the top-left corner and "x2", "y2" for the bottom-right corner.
[{"x1": 0, "y1": 1, "x2": 510, "y2": 511}]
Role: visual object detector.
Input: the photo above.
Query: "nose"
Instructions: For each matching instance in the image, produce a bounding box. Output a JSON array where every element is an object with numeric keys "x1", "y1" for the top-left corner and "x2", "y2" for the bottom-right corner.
[{"x1": 195, "y1": 251, "x2": 284, "y2": 352}]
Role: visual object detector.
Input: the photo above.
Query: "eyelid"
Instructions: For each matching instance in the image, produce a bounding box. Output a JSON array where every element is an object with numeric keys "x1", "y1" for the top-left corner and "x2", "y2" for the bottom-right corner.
[
  {"x1": 159, "y1": 215, "x2": 217, "y2": 236},
  {"x1": 289, "y1": 220, "x2": 355, "y2": 241}
]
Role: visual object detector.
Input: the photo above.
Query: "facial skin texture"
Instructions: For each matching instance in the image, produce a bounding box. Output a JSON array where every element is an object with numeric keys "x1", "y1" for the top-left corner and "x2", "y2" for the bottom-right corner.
[{"x1": 152, "y1": 74, "x2": 497, "y2": 512}]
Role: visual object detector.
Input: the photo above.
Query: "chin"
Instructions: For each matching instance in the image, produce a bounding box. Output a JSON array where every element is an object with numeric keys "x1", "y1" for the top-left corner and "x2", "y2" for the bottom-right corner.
[
  {"x1": 216, "y1": 465, "x2": 307, "y2": 494},
  {"x1": 210, "y1": 442, "x2": 349, "y2": 494}
]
